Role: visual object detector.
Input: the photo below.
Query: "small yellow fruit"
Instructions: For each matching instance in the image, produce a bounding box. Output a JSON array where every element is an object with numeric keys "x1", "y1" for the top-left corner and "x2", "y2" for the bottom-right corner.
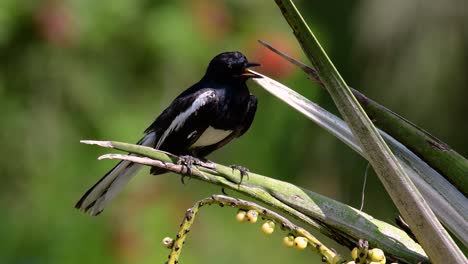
[
  {"x1": 236, "y1": 210, "x2": 247, "y2": 222},
  {"x1": 261, "y1": 220, "x2": 275, "y2": 235},
  {"x1": 246, "y1": 210, "x2": 258, "y2": 223},
  {"x1": 162, "y1": 237, "x2": 174, "y2": 248},
  {"x1": 368, "y1": 248, "x2": 386, "y2": 263},
  {"x1": 283, "y1": 235, "x2": 295, "y2": 248},
  {"x1": 294, "y1": 236, "x2": 308, "y2": 250},
  {"x1": 351, "y1": 247, "x2": 358, "y2": 260}
]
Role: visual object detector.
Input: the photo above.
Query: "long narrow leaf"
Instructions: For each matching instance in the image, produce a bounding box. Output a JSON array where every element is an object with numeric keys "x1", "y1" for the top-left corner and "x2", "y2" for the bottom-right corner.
[
  {"x1": 250, "y1": 72, "x2": 468, "y2": 245},
  {"x1": 254, "y1": 40, "x2": 467, "y2": 243},
  {"x1": 258, "y1": 39, "x2": 468, "y2": 196}
]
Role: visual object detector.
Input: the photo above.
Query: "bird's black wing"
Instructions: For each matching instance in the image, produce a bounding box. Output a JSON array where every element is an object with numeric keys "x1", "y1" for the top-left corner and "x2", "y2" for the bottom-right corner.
[
  {"x1": 193, "y1": 94, "x2": 257, "y2": 157},
  {"x1": 144, "y1": 88, "x2": 220, "y2": 155}
]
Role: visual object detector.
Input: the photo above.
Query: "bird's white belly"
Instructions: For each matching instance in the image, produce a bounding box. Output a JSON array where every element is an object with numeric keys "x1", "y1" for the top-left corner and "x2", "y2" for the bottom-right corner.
[{"x1": 190, "y1": 126, "x2": 232, "y2": 148}]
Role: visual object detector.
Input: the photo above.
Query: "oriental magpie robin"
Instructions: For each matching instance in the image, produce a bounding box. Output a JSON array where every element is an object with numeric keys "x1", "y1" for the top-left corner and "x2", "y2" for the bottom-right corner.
[{"x1": 75, "y1": 51, "x2": 261, "y2": 215}]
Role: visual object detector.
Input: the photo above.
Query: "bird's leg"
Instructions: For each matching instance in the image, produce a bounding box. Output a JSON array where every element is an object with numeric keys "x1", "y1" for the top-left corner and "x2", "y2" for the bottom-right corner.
[
  {"x1": 177, "y1": 155, "x2": 205, "y2": 184},
  {"x1": 229, "y1": 165, "x2": 249, "y2": 184}
]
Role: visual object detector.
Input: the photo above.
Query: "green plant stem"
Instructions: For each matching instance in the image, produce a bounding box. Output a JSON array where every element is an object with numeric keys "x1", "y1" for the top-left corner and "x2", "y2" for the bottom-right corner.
[
  {"x1": 82, "y1": 140, "x2": 429, "y2": 263},
  {"x1": 273, "y1": 0, "x2": 466, "y2": 263}
]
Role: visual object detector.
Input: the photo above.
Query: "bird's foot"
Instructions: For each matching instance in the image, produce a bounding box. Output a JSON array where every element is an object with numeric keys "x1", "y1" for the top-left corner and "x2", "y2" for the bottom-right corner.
[
  {"x1": 229, "y1": 165, "x2": 249, "y2": 184},
  {"x1": 177, "y1": 155, "x2": 204, "y2": 184}
]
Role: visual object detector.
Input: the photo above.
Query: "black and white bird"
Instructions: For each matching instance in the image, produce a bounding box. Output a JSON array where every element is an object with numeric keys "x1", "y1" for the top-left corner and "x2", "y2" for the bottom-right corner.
[{"x1": 75, "y1": 51, "x2": 261, "y2": 216}]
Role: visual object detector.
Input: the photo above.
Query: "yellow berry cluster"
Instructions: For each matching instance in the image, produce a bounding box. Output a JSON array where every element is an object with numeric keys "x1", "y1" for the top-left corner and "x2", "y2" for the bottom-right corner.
[
  {"x1": 236, "y1": 210, "x2": 308, "y2": 250},
  {"x1": 347, "y1": 246, "x2": 387, "y2": 264},
  {"x1": 282, "y1": 235, "x2": 308, "y2": 250},
  {"x1": 235, "y1": 209, "x2": 258, "y2": 223}
]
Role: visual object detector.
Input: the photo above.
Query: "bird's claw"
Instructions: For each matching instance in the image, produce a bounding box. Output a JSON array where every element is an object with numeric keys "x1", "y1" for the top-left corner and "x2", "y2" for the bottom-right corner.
[
  {"x1": 229, "y1": 165, "x2": 249, "y2": 184},
  {"x1": 178, "y1": 155, "x2": 203, "y2": 184}
]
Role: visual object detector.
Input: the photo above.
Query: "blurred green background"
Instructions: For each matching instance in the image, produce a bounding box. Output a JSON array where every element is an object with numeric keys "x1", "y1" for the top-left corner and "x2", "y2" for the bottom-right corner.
[{"x1": 1, "y1": 0, "x2": 466, "y2": 263}]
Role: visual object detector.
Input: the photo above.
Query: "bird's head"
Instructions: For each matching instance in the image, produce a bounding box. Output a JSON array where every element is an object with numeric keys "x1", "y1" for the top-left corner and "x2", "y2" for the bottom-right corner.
[{"x1": 205, "y1": 51, "x2": 261, "y2": 82}]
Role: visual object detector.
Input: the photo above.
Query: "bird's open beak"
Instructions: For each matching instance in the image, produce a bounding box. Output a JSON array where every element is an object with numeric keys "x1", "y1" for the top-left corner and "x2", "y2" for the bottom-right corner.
[{"x1": 240, "y1": 62, "x2": 262, "y2": 78}]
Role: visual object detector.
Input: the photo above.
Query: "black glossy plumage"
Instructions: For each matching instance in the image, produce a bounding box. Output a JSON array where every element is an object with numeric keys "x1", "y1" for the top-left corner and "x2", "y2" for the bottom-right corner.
[
  {"x1": 75, "y1": 51, "x2": 260, "y2": 215},
  {"x1": 145, "y1": 51, "x2": 259, "y2": 169}
]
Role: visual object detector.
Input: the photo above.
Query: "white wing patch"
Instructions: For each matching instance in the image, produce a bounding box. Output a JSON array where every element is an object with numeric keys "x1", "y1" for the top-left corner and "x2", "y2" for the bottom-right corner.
[
  {"x1": 190, "y1": 126, "x2": 233, "y2": 148},
  {"x1": 156, "y1": 90, "x2": 215, "y2": 149}
]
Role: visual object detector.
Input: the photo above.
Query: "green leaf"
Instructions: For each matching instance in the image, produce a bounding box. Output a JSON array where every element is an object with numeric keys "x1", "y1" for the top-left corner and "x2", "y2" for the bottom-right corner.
[
  {"x1": 273, "y1": 0, "x2": 466, "y2": 262},
  {"x1": 250, "y1": 71, "x2": 467, "y2": 246}
]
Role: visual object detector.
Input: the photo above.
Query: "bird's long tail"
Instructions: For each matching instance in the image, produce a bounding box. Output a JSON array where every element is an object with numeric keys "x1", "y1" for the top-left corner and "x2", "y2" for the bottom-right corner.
[{"x1": 75, "y1": 132, "x2": 156, "y2": 216}]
